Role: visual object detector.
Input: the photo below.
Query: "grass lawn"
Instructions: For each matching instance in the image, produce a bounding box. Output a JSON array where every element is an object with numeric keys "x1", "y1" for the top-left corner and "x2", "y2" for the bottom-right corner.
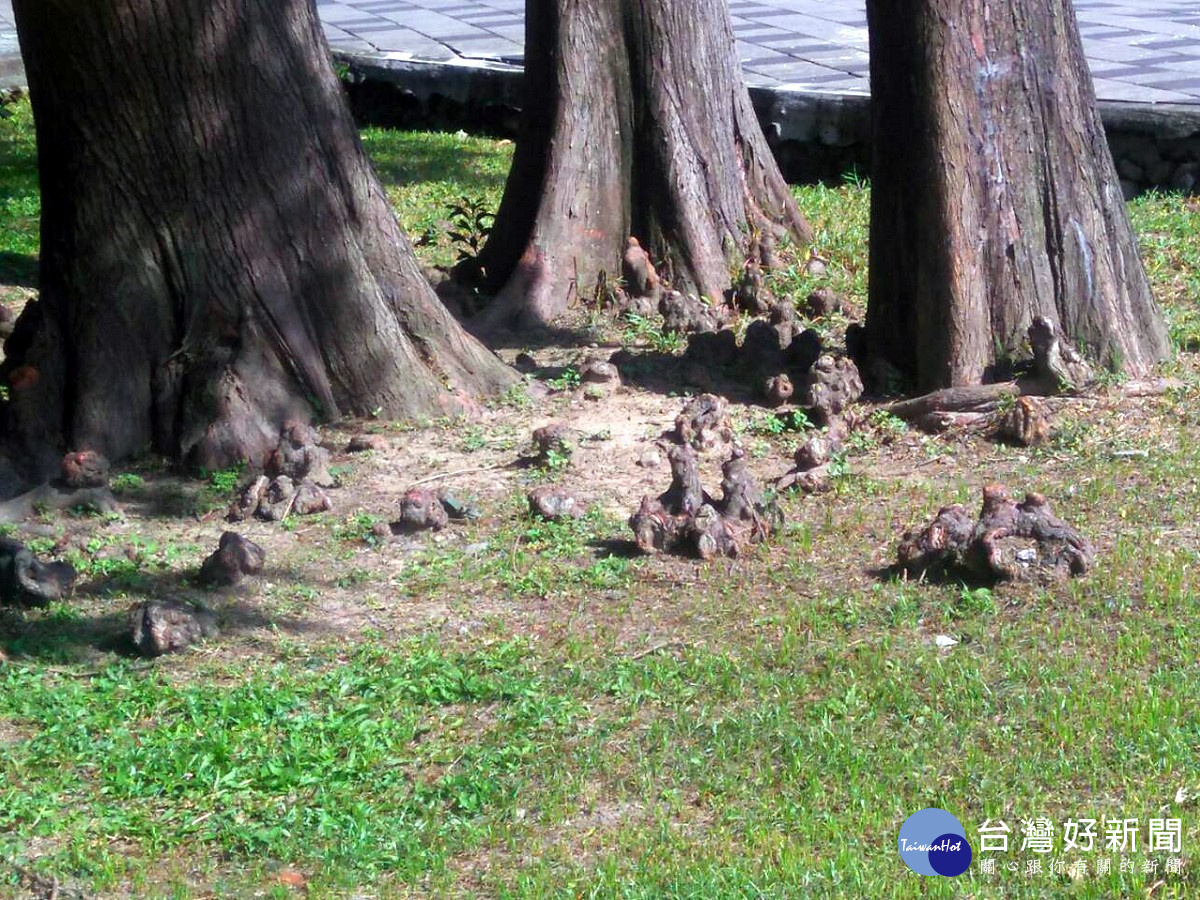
[{"x1": 2, "y1": 93, "x2": 1200, "y2": 898}]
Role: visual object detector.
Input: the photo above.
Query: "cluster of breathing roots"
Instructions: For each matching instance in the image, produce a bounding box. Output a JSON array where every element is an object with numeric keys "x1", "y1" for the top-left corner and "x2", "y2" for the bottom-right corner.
[
  {"x1": 897, "y1": 484, "x2": 1095, "y2": 583},
  {"x1": 629, "y1": 395, "x2": 778, "y2": 559}
]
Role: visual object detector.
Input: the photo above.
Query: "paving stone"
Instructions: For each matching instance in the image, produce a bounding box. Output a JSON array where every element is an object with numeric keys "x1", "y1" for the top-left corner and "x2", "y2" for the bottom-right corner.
[{"x1": 1, "y1": 0, "x2": 1198, "y2": 111}]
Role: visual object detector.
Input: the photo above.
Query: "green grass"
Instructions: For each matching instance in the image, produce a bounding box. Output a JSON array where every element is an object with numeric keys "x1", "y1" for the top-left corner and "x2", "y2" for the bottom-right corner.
[
  {"x1": 0, "y1": 640, "x2": 583, "y2": 894},
  {"x1": 2, "y1": 91, "x2": 1200, "y2": 897},
  {"x1": 779, "y1": 173, "x2": 872, "y2": 309},
  {"x1": 1129, "y1": 189, "x2": 1200, "y2": 353},
  {"x1": 360, "y1": 127, "x2": 513, "y2": 270},
  {"x1": 0, "y1": 96, "x2": 38, "y2": 289},
  {"x1": 397, "y1": 503, "x2": 640, "y2": 601}
]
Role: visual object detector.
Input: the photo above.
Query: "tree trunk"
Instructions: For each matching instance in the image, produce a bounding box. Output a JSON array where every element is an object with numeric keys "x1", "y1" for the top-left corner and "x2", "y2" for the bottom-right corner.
[
  {"x1": 864, "y1": 0, "x2": 1168, "y2": 391},
  {"x1": 3, "y1": 0, "x2": 514, "y2": 478},
  {"x1": 472, "y1": 0, "x2": 812, "y2": 330}
]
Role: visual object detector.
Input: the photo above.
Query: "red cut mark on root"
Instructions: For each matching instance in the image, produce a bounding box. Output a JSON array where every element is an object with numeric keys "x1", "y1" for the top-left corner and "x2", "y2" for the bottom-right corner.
[
  {"x1": 8, "y1": 366, "x2": 38, "y2": 391},
  {"x1": 971, "y1": 30, "x2": 986, "y2": 61}
]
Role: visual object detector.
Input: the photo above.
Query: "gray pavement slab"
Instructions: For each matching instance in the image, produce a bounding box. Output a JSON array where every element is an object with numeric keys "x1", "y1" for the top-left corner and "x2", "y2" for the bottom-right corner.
[
  {"x1": 318, "y1": 0, "x2": 1200, "y2": 104},
  {"x1": 0, "y1": 0, "x2": 1195, "y2": 106}
]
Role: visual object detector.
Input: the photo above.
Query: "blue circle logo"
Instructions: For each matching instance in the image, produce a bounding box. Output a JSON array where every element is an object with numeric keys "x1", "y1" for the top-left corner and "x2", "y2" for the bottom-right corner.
[{"x1": 898, "y1": 808, "x2": 972, "y2": 876}]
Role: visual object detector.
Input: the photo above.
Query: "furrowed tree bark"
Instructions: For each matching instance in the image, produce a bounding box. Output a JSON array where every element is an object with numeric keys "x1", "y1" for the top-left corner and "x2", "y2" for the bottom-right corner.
[
  {"x1": 471, "y1": 0, "x2": 812, "y2": 331},
  {"x1": 3, "y1": 0, "x2": 514, "y2": 480},
  {"x1": 864, "y1": 0, "x2": 1169, "y2": 391}
]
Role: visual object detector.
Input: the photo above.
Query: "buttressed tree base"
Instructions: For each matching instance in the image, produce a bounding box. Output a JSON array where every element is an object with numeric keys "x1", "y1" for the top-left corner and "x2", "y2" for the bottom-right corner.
[
  {"x1": 3, "y1": 0, "x2": 514, "y2": 481},
  {"x1": 471, "y1": 0, "x2": 812, "y2": 331},
  {"x1": 864, "y1": 0, "x2": 1168, "y2": 391}
]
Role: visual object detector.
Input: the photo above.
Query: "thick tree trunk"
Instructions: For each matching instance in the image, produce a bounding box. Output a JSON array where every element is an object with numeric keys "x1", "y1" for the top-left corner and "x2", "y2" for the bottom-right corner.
[
  {"x1": 864, "y1": 0, "x2": 1168, "y2": 391},
  {"x1": 3, "y1": 0, "x2": 514, "y2": 478},
  {"x1": 472, "y1": 0, "x2": 811, "y2": 330}
]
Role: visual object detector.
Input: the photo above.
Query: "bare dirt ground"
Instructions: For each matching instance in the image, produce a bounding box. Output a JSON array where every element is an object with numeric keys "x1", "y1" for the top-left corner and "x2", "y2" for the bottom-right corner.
[
  {"x1": 3, "y1": 326, "x2": 1178, "y2": 666},
  {"x1": 0, "y1": 336, "x2": 748, "y2": 653}
]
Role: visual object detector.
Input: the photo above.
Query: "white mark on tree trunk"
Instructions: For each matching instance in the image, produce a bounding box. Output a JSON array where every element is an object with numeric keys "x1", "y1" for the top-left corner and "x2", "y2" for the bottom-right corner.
[
  {"x1": 1069, "y1": 216, "x2": 1095, "y2": 304},
  {"x1": 975, "y1": 58, "x2": 1010, "y2": 188}
]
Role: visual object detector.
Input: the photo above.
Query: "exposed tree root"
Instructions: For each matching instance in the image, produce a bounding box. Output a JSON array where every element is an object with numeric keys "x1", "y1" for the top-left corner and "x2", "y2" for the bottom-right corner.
[
  {"x1": 129, "y1": 600, "x2": 219, "y2": 656},
  {"x1": 0, "y1": 482, "x2": 119, "y2": 525},
  {"x1": 884, "y1": 317, "x2": 1179, "y2": 435},
  {"x1": 994, "y1": 397, "x2": 1052, "y2": 447},
  {"x1": 393, "y1": 488, "x2": 449, "y2": 533},
  {"x1": 228, "y1": 424, "x2": 335, "y2": 522},
  {"x1": 630, "y1": 441, "x2": 776, "y2": 560},
  {"x1": 777, "y1": 417, "x2": 851, "y2": 494},
  {"x1": 198, "y1": 532, "x2": 266, "y2": 587},
  {"x1": 672, "y1": 394, "x2": 733, "y2": 451},
  {"x1": 267, "y1": 422, "x2": 334, "y2": 487},
  {"x1": 229, "y1": 475, "x2": 332, "y2": 522},
  {"x1": 528, "y1": 487, "x2": 583, "y2": 521},
  {"x1": 0, "y1": 538, "x2": 76, "y2": 607},
  {"x1": 532, "y1": 423, "x2": 578, "y2": 467},
  {"x1": 896, "y1": 484, "x2": 1094, "y2": 583}
]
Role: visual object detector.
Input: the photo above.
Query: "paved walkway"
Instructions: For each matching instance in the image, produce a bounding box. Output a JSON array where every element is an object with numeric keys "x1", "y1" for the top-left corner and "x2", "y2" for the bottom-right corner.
[
  {"x1": 0, "y1": 0, "x2": 19, "y2": 90},
  {"x1": 318, "y1": 0, "x2": 1200, "y2": 104},
  {"x1": 0, "y1": 1, "x2": 1197, "y2": 104}
]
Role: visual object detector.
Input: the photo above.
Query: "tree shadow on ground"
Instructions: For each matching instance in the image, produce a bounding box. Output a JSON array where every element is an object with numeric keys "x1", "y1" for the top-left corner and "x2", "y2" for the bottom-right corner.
[
  {"x1": 589, "y1": 537, "x2": 642, "y2": 559},
  {"x1": 606, "y1": 347, "x2": 764, "y2": 406},
  {"x1": 1, "y1": 605, "x2": 135, "y2": 661},
  {"x1": 0, "y1": 251, "x2": 36, "y2": 288},
  {"x1": 866, "y1": 563, "x2": 997, "y2": 590},
  {"x1": 345, "y1": 79, "x2": 519, "y2": 146},
  {"x1": 1, "y1": 565, "x2": 323, "y2": 664},
  {"x1": 463, "y1": 317, "x2": 598, "y2": 353},
  {"x1": 113, "y1": 474, "x2": 229, "y2": 520},
  {"x1": 364, "y1": 133, "x2": 512, "y2": 193}
]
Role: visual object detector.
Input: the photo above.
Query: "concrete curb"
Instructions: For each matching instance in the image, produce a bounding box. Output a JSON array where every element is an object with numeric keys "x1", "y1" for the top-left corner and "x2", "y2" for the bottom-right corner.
[
  {"x1": 337, "y1": 49, "x2": 1200, "y2": 194},
  {"x1": 0, "y1": 31, "x2": 23, "y2": 91},
  {"x1": 1, "y1": 41, "x2": 1193, "y2": 194}
]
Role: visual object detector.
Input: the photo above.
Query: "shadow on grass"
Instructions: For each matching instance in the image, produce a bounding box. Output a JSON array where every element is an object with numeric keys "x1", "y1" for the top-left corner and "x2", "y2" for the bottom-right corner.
[
  {"x1": 0, "y1": 605, "x2": 136, "y2": 661},
  {"x1": 367, "y1": 138, "x2": 512, "y2": 192},
  {"x1": 356, "y1": 114, "x2": 513, "y2": 193},
  {"x1": 347, "y1": 80, "x2": 519, "y2": 150},
  {"x1": 866, "y1": 562, "x2": 997, "y2": 590},
  {"x1": 115, "y1": 477, "x2": 219, "y2": 520},
  {"x1": 605, "y1": 347, "x2": 765, "y2": 405},
  {"x1": 589, "y1": 537, "x2": 642, "y2": 559},
  {"x1": 0, "y1": 251, "x2": 36, "y2": 288},
  {"x1": 0, "y1": 565, "x2": 326, "y2": 665},
  {"x1": 463, "y1": 317, "x2": 598, "y2": 352}
]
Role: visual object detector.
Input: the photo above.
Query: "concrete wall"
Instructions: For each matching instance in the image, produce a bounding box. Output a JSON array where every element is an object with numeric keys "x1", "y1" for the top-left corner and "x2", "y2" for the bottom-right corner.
[{"x1": 338, "y1": 52, "x2": 1200, "y2": 196}]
